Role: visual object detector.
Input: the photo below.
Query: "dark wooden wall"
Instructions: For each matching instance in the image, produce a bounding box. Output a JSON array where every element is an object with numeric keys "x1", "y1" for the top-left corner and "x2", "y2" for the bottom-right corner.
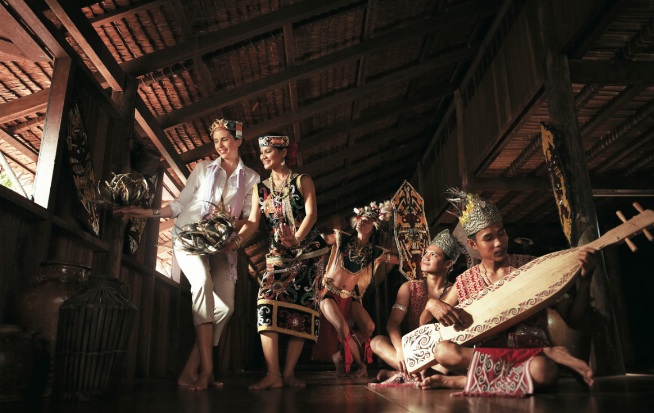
[{"x1": 0, "y1": 57, "x2": 192, "y2": 381}]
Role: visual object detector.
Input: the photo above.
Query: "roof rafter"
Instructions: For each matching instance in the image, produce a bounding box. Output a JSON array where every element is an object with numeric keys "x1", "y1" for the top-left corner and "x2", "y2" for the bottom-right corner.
[
  {"x1": 157, "y1": 9, "x2": 485, "y2": 130},
  {"x1": 120, "y1": 0, "x2": 363, "y2": 77},
  {"x1": 179, "y1": 52, "x2": 466, "y2": 161}
]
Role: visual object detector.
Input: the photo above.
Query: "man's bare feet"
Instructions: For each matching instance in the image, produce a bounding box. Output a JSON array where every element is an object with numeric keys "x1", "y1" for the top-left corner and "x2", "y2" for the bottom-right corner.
[
  {"x1": 332, "y1": 352, "x2": 346, "y2": 377},
  {"x1": 542, "y1": 346, "x2": 594, "y2": 386},
  {"x1": 212, "y1": 380, "x2": 224, "y2": 388},
  {"x1": 248, "y1": 372, "x2": 284, "y2": 390},
  {"x1": 353, "y1": 364, "x2": 368, "y2": 378},
  {"x1": 376, "y1": 369, "x2": 397, "y2": 382},
  {"x1": 283, "y1": 373, "x2": 306, "y2": 388},
  {"x1": 419, "y1": 375, "x2": 466, "y2": 390}
]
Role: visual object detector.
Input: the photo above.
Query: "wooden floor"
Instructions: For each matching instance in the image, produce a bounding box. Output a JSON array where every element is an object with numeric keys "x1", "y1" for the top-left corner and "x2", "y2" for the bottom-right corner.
[{"x1": 9, "y1": 371, "x2": 654, "y2": 413}]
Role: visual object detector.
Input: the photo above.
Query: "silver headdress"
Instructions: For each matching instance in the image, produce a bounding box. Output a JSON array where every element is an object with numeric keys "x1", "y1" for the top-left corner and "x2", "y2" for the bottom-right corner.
[
  {"x1": 430, "y1": 229, "x2": 461, "y2": 262},
  {"x1": 445, "y1": 188, "x2": 502, "y2": 236}
]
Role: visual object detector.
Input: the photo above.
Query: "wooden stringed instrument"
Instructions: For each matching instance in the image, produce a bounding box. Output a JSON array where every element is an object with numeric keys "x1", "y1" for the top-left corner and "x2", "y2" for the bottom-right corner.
[{"x1": 402, "y1": 204, "x2": 654, "y2": 374}]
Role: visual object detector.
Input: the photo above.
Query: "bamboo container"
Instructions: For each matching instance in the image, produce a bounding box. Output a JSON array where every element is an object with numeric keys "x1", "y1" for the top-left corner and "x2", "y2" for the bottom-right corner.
[{"x1": 53, "y1": 276, "x2": 136, "y2": 401}]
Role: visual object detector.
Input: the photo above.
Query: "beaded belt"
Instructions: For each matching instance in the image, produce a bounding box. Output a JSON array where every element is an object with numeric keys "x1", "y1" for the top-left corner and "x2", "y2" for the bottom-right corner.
[{"x1": 324, "y1": 279, "x2": 360, "y2": 300}]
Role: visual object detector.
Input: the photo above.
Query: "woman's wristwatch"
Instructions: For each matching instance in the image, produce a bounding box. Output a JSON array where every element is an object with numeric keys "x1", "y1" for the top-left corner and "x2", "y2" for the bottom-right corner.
[{"x1": 153, "y1": 208, "x2": 160, "y2": 217}]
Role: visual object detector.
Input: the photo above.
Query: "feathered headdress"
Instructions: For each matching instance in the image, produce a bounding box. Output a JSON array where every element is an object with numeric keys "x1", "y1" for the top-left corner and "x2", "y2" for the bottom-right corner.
[
  {"x1": 445, "y1": 188, "x2": 502, "y2": 236},
  {"x1": 350, "y1": 200, "x2": 393, "y2": 229}
]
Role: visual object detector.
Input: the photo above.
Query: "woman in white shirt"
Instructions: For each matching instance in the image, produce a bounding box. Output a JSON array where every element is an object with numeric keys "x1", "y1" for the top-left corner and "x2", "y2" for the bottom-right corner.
[{"x1": 116, "y1": 119, "x2": 259, "y2": 391}]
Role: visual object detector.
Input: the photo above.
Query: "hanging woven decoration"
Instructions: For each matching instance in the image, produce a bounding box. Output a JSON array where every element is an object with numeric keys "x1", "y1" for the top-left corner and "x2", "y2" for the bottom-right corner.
[{"x1": 97, "y1": 172, "x2": 151, "y2": 206}]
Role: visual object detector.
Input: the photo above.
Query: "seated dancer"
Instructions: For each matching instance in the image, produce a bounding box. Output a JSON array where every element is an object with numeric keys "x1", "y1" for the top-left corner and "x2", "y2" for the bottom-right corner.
[
  {"x1": 419, "y1": 189, "x2": 596, "y2": 396},
  {"x1": 370, "y1": 229, "x2": 461, "y2": 383},
  {"x1": 312, "y1": 202, "x2": 398, "y2": 377}
]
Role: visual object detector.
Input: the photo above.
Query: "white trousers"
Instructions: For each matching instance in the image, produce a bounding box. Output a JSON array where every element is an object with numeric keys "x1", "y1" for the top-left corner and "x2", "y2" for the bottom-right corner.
[{"x1": 173, "y1": 246, "x2": 236, "y2": 346}]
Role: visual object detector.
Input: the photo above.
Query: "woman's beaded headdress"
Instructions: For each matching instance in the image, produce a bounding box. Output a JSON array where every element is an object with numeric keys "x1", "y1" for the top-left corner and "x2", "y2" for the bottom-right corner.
[
  {"x1": 209, "y1": 119, "x2": 243, "y2": 139},
  {"x1": 445, "y1": 188, "x2": 502, "y2": 236},
  {"x1": 258, "y1": 135, "x2": 290, "y2": 148},
  {"x1": 430, "y1": 229, "x2": 461, "y2": 262}
]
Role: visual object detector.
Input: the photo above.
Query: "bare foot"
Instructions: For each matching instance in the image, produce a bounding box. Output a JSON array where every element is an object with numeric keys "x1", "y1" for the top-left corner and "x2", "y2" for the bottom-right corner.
[
  {"x1": 332, "y1": 352, "x2": 346, "y2": 377},
  {"x1": 212, "y1": 380, "x2": 224, "y2": 388},
  {"x1": 353, "y1": 364, "x2": 368, "y2": 378},
  {"x1": 248, "y1": 373, "x2": 284, "y2": 390},
  {"x1": 177, "y1": 373, "x2": 198, "y2": 387},
  {"x1": 188, "y1": 373, "x2": 212, "y2": 391},
  {"x1": 542, "y1": 346, "x2": 594, "y2": 386},
  {"x1": 376, "y1": 369, "x2": 397, "y2": 382},
  {"x1": 419, "y1": 375, "x2": 466, "y2": 390},
  {"x1": 283, "y1": 373, "x2": 306, "y2": 388}
]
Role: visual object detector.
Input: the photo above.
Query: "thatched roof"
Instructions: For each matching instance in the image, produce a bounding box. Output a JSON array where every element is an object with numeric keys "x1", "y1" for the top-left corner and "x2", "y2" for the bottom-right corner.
[{"x1": 1, "y1": 0, "x2": 653, "y2": 275}]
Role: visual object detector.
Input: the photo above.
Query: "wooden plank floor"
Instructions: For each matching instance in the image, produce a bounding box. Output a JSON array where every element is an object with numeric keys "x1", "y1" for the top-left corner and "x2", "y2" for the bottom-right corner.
[{"x1": 9, "y1": 371, "x2": 654, "y2": 413}]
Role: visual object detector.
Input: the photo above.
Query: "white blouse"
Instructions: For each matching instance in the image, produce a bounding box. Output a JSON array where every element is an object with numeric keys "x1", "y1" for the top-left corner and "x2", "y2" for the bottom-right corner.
[{"x1": 168, "y1": 157, "x2": 259, "y2": 237}]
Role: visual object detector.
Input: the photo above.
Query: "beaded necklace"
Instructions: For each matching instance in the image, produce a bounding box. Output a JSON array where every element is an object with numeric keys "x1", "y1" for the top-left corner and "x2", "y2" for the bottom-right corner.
[
  {"x1": 479, "y1": 260, "x2": 514, "y2": 286},
  {"x1": 268, "y1": 170, "x2": 291, "y2": 224},
  {"x1": 345, "y1": 235, "x2": 372, "y2": 269}
]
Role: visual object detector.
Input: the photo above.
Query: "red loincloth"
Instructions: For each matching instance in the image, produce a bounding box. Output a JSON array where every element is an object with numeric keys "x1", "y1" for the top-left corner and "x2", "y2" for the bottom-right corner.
[{"x1": 312, "y1": 293, "x2": 371, "y2": 372}]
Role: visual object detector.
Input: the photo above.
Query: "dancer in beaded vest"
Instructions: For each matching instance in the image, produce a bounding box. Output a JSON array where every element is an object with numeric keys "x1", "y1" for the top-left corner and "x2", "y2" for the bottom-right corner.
[{"x1": 312, "y1": 201, "x2": 398, "y2": 377}]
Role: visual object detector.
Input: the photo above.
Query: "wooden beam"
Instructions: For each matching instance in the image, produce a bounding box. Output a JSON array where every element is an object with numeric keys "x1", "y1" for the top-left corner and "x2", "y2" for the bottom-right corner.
[
  {"x1": 299, "y1": 94, "x2": 441, "y2": 152},
  {"x1": 0, "y1": 128, "x2": 38, "y2": 163},
  {"x1": 317, "y1": 159, "x2": 416, "y2": 204},
  {"x1": 569, "y1": 60, "x2": 654, "y2": 84},
  {"x1": 134, "y1": 99, "x2": 189, "y2": 182},
  {"x1": 314, "y1": 138, "x2": 424, "y2": 189},
  {"x1": 538, "y1": 0, "x2": 623, "y2": 375},
  {"x1": 319, "y1": 177, "x2": 408, "y2": 219},
  {"x1": 595, "y1": 124, "x2": 654, "y2": 174},
  {"x1": 566, "y1": 0, "x2": 633, "y2": 59},
  {"x1": 45, "y1": 0, "x2": 125, "y2": 90},
  {"x1": 89, "y1": 0, "x2": 166, "y2": 26},
  {"x1": 33, "y1": 57, "x2": 74, "y2": 208},
  {"x1": 0, "y1": 39, "x2": 29, "y2": 61},
  {"x1": 181, "y1": 57, "x2": 461, "y2": 161},
  {"x1": 304, "y1": 118, "x2": 434, "y2": 176},
  {"x1": 120, "y1": 0, "x2": 362, "y2": 77},
  {"x1": 0, "y1": 89, "x2": 50, "y2": 124},
  {"x1": 158, "y1": 15, "x2": 480, "y2": 130},
  {"x1": 454, "y1": 89, "x2": 469, "y2": 190},
  {"x1": 6, "y1": 0, "x2": 66, "y2": 58},
  {"x1": 470, "y1": 176, "x2": 654, "y2": 197},
  {"x1": 0, "y1": 2, "x2": 50, "y2": 61},
  {"x1": 470, "y1": 176, "x2": 549, "y2": 192},
  {"x1": 586, "y1": 97, "x2": 654, "y2": 162},
  {"x1": 579, "y1": 84, "x2": 647, "y2": 138}
]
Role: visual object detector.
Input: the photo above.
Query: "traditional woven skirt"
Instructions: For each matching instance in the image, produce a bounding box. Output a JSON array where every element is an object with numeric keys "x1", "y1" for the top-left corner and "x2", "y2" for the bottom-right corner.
[{"x1": 256, "y1": 248, "x2": 327, "y2": 341}]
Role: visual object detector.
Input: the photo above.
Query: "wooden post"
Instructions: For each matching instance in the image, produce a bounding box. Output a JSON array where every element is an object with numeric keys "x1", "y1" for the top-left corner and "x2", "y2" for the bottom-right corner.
[
  {"x1": 536, "y1": 0, "x2": 624, "y2": 375},
  {"x1": 33, "y1": 58, "x2": 74, "y2": 209},
  {"x1": 454, "y1": 89, "x2": 469, "y2": 191},
  {"x1": 93, "y1": 76, "x2": 139, "y2": 278}
]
